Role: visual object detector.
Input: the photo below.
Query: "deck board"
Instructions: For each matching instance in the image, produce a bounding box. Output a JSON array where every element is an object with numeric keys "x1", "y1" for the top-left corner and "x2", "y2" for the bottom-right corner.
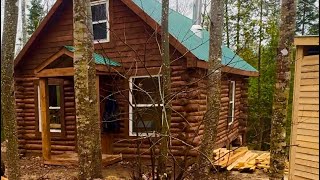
[{"x1": 43, "y1": 153, "x2": 122, "y2": 166}]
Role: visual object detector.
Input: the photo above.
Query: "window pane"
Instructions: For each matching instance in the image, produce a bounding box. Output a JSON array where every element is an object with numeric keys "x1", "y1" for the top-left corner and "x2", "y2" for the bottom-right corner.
[
  {"x1": 132, "y1": 106, "x2": 162, "y2": 133},
  {"x1": 91, "y1": 4, "x2": 107, "y2": 22},
  {"x1": 93, "y1": 23, "x2": 107, "y2": 40},
  {"x1": 49, "y1": 85, "x2": 60, "y2": 107},
  {"x1": 48, "y1": 85, "x2": 61, "y2": 130},
  {"x1": 132, "y1": 77, "x2": 161, "y2": 104},
  {"x1": 228, "y1": 103, "x2": 233, "y2": 124},
  {"x1": 49, "y1": 109, "x2": 61, "y2": 130},
  {"x1": 229, "y1": 82, "x2": 234, "y2": 100}
]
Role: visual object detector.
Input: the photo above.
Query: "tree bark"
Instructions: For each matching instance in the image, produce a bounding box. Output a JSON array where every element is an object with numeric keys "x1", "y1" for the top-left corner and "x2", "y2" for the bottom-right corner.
[
  {"x1": 73, "y1": 0, "x2": 103, "y2": 179},
  {"x1": 195, "y1": 0, "x2": 223, "y2": 179},
  {"x1": 301, "y1": 1, "x2": 306, "y2": 35},
  {"x1": 1, "y1": 0, "x2": 20, "y2": 179},
  {"x1": 236, "y1": 0, "x2": 240, "y2": 51},
  {"x1": 158, "y1": 0, "x2": 171, "y2": 179},
  {"x1": 21, "y1": 0, "x2": 27, "y2": 45},
  {"x1": 257, "y1": 0, "x2": 263, "y2": 150},
  {"x1": 225, "y1": 0, "x2": 230, "y2": 48},
  {"x1": 269, "y1": 0, "x2": 296, "y2": 179}
]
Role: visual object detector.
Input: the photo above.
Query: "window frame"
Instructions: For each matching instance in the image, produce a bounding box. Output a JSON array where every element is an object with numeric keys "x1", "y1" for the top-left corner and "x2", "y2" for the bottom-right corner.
[
  {"x1": 128, "y1": 75, "x2": 163, "y2": 137},
  {"x1": 228, "y1": 81, "x2": 236, "y2": 125},
  {"x1": 36, "y1": 79, "x2": 65, "y2": 136},
  {"x1": 91, "y1": 0, "x2": 110, "y2": 43}
]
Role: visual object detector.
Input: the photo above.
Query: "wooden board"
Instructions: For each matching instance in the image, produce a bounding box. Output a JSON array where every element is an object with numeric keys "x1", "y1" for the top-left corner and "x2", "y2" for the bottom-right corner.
[
  {"x1": 43, "y1": 153, "x2": 122, "y2": 166},
  {"x1": 289, "y1": 43, "x2": 319, "y2": 180}
]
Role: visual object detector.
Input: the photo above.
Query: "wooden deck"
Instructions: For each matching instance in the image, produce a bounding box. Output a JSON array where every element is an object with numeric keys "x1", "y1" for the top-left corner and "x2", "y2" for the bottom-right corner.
[{"x1": 43, "y1": 153, "x2": 122, "y2": 166}]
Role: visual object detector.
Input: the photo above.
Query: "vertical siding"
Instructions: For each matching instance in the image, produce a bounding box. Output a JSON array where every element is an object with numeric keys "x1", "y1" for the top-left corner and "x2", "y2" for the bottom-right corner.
[{"x1": 290, "y1": 49, "x2": 319, "y2": 179}]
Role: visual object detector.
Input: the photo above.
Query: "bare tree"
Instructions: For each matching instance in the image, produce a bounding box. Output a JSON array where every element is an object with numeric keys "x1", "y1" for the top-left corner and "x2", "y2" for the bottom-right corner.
[
  {"x1": 158, "y1": 0, "x2": 171, "y2": 179},
  {"x1": 257, "y1": 0, "x2": 263, "y2": 150},
  {"x1": 195, "y1": 0, "x2": 224, "y2": 178},
  {"x1": 73, "y1": 0, "x2": 102, "y2": 179},
  {"x1": 225, "y1": 0, "x2": 230, "y2": 48},
  {"x1": 21, "y1": 0, "x2": 27, "y2": 45},
  {"x1": 1, "y1": 0, "x2": 20, "y2": 179},
  {"x1": 236, "y1": 0, "x2": 240, "y2": 51},
  {"x1": 269, "y1": 0, "x2": 296, "y2": 179}
]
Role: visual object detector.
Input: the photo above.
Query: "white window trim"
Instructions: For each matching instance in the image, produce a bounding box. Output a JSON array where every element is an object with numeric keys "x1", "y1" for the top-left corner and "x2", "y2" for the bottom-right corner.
[
  {"x1": 91, "y1": 0, "x2": 110, "y2": 43},
  {"x1": 38, "y1": 86, "x2": 62, "y2": 133},
  {"x1": 228, "y1": 81, "x2": 236, "y2": 125},
  {"x1": 128, "y1": 75, "x2": 163, "y2": 137}
]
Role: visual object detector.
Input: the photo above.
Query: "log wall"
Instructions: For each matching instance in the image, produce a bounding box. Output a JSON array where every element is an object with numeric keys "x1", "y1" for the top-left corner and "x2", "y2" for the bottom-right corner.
[
  {"x1": 15, "y1": 77, "x2": 76, "y2": 154},
  {"x1": 14, "y1": 0, "x2": 249, "y2": 158}
]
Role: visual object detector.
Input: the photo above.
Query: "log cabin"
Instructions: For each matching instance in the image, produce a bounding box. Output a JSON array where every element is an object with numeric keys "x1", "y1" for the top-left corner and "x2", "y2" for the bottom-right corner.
[{"x1": 13, "y1": 0, "x2": 258, "y2": 160}]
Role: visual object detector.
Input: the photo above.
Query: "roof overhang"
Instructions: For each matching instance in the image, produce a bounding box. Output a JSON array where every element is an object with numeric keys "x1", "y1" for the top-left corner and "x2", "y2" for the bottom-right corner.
[
  {"x1": 14, "y1": 0, "x2": 64, "y2": 68},
  {"x1": 294, "y1": 36, "x2": 319, "y2": 46},
  {"x1": 121, "y1": 0, "x2": 258, "y2": 77},
  {"x1": 34, "y1": 47, "x2": 122, "y2": 78},
  {"x1": 120, "y1": 0, "x2": 196, "y2": 60},
  {"x1": 186, "y1": 57, "x2": 259, "y2": 77}
]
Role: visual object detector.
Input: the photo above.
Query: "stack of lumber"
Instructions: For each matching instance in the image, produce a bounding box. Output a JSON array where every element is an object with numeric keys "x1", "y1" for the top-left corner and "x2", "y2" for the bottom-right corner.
[
  {"x1": 213, "y1": 147, "x2": 289, "y2": 173},
  {"x1": 213, "y1": 147, "x2": 249, "y2": 168},
  {"x1": 255, "y1": 153, "x2": 270, "y2": 169}
]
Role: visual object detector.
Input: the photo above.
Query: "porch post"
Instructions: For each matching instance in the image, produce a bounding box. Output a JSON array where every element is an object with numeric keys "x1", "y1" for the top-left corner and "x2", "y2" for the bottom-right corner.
[{"x1": 39, "y1": 78, "x2": 51, "y2": 160}]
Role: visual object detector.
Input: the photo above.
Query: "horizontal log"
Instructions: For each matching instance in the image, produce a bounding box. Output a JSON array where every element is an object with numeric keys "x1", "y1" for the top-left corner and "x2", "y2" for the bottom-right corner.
[
  {"x1": 171, "y1": 116, "x2": 185, "y2": 123},
  {"x1": 66, "y1": 125, "x2": 76, "y2": 131},
  {"x1": 172, "y1": 105, "x2": 185, "y2": 112},
  {"x1": 188, "y1": 111, "x2": 205, "y2": 116},
  {"x1": 64, "y1": 116, "x2": 76, "y2": 121},
  {"x1": 172, "y1": 98, "x2": 189, "y2": 106},
  {"x1": 185, "y1": 104, "x2": 206, "y2": 112},
  {"x1": 186, "y1": 116, "x2": 203, "y2": 123}
]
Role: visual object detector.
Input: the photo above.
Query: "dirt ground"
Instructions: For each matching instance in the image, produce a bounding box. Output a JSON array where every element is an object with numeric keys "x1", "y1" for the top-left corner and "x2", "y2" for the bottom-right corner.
[{"x1": 2, "y1": 142, "x2": 274, "y2": 180}]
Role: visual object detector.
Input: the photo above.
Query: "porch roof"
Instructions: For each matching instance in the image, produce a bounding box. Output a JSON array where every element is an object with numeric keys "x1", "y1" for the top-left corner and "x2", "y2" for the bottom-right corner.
[{"x1": 64, "y1": 46, "x2": 121, "y2": 66}]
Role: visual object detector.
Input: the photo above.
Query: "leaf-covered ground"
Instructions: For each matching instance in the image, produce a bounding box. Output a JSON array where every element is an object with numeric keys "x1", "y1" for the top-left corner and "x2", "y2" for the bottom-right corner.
[{"x1": 2, "y1": 142, "x2": 281, "y2": 180}]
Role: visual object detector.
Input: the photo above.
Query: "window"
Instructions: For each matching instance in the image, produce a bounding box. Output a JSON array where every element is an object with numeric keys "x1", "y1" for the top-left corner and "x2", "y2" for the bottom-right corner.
[
  {"x1": 129, "y1": 76, "x2": 163, "y2": 136},
  {"x1": 38, "y1": 79, "x2": 64, "y2": 133},
  {"x1": 91, "y1": 0, "x2": 109, "y2": 43},
  {"x1": 228, "y1": 81, "x2": 235, "y2": 125}
]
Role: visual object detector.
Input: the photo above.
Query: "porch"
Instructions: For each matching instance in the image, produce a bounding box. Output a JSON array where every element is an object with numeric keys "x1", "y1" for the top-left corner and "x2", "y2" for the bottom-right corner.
[
  {"x1": 43, "y1": 153, "x2": 122, "y2": 166},
  {"x1": 35, "y1": 46, "x2": 122, "y2": 165}
]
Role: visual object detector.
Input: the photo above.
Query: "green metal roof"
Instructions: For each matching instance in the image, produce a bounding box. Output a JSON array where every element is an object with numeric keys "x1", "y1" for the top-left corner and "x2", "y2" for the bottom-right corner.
[
  {"x1": 132, "y1": 0, "x2": 257, "y2": 72},
  {"x1": 64, "y1": 46, "x2": 121, "y2": 66}
]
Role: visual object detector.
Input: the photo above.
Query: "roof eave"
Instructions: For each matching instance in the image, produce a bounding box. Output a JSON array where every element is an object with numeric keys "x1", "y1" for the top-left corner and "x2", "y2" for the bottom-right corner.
[
  {"x1": 14, "y1": 0, "x2": 64, "y2": 68},
  {"x1": 120, "y1": 0, "x2": 197, "y2": 60},
  {"x1": 187, "y1": 57, "x2": 259, "y2": 77}
]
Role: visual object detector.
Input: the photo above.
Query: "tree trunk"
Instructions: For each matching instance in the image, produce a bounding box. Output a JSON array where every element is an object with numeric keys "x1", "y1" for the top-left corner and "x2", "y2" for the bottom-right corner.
[
  {"x1": 21, "y1": 0, "x2": 27, "y2": 45},
  {"x1": 73, "y1": 0, "x2": 103, "y2": 179},
  {"x1": 301, "y1": 1, "x2": 306, "y2": 35},
  {"x1": 158, "y1": 0, "x2": 171, "y2": 179},
  {"x1": 269, "y1": 0, "x2": 296, "y2": 179},
  {"x1": 1, "y1": 0, "x2": 20, "y2": 179},
  {"x1": 257, "y1": 0, "x2": 263, "y2": 150},
  {"x1": 225, "y1": 0, "x2": 230, "y2": 48},
  {"x1": 195, "y1": 0, "x2": 223, "y2": 179},
  {"x1": 236, "y1": 0, "x2": 240, "y2": 51}
]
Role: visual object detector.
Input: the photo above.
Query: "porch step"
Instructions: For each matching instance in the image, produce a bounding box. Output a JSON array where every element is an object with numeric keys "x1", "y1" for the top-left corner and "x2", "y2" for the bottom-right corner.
[{"x1": 43, "y1": 153, "x2": 122, "y2": 166}]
